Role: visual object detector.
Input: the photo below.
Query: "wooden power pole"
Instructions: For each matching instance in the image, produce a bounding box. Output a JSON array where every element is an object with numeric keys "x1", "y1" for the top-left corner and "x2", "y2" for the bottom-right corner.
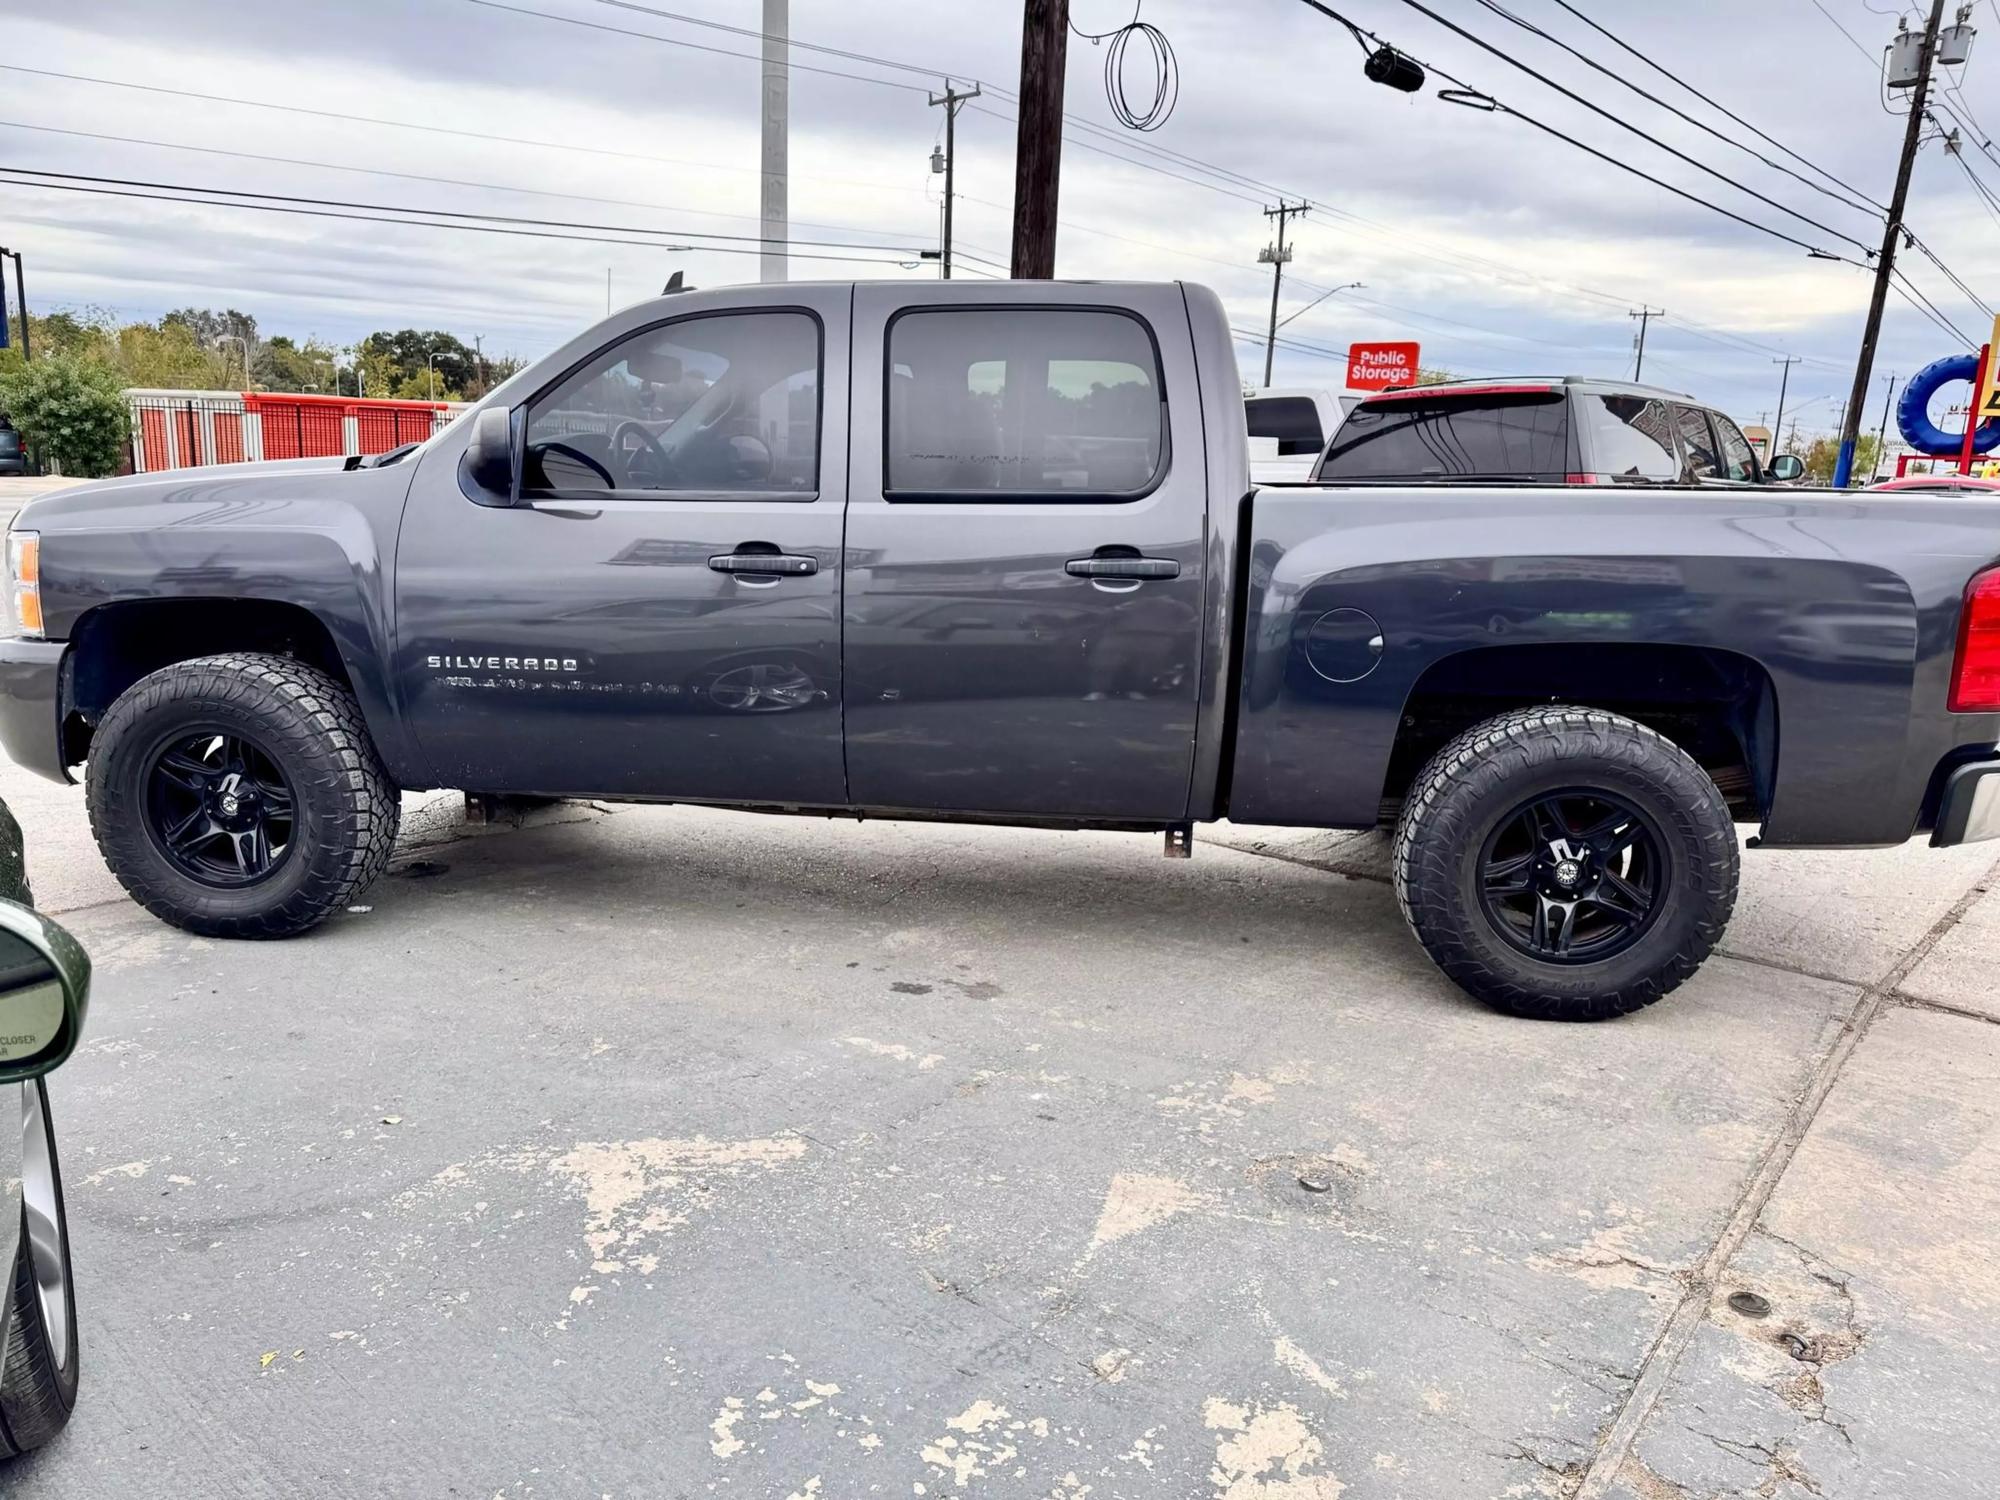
[
  {"x1": 1834, "y1": 0, "x2": 1947, "y2": 486},
  {"x1": 1010, "y1": 0, "x2": 1069, "y2": 279}
]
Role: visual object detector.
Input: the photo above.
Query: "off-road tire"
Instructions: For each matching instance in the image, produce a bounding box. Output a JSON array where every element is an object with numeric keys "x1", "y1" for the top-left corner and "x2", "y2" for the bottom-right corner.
[
  {"x1": 0, "y1": 1082, "x2": 77, "y2": 1457},
  {"x1": 86, "y1": 654, "x2": 398, "y2": 938},
  {"x1": 1392, "y1": 706, "x2": 1738, "y2": 1021}
]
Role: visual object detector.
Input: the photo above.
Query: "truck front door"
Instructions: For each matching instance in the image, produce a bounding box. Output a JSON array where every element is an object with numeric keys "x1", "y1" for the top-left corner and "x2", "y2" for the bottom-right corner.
[
  {"x1": 841, "y1": 284, "x2": 1209, "y2": 820},
  {"x1": 394, "y1": 287, "x2": 849, "y2": 803}
]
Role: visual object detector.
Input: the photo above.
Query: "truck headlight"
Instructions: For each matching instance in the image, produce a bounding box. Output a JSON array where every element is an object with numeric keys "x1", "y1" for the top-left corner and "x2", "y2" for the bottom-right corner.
[{"x1": 5, "y1": 532, "x2": 42, "y2": 640}]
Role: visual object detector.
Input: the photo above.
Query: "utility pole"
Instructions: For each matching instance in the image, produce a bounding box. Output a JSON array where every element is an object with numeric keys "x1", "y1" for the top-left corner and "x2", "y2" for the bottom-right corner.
[
  {"x1": 1771, "y1": 356, "x2": 1799, "y2": 449},
  {"x1": 1873, "y1": 370, "x2": 1899, "y2": 480},
  {"x1": 1259, "y1": 201, "x2": 1309, "y2": 387},
  {"x1": 760, "y1": 0, "x2": 789, "y2": 283},
  {"x1": 1835, "y1": 0, "x2": 1948, "y2": 487},
  {"x1": 929, "y1": 83, "x2": 981, "y2": 280},
  {"x1": 1010, "y1": 0, "x2": 1069, "y2": 279},
  {"x1": 1629, "y1": 307, "x2": 1662, "y2": 381}
]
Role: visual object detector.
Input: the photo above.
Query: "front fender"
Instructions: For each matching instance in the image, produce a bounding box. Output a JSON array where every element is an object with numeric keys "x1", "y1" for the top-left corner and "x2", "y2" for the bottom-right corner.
[{"x1": 28, "y1": 463, "x2": 429, "y2": 786}]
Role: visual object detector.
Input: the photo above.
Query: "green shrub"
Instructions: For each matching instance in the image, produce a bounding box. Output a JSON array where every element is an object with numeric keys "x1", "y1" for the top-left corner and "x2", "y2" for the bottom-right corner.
[{"x1": 0, "y1": 354, "x2": 130, "y2": 478}]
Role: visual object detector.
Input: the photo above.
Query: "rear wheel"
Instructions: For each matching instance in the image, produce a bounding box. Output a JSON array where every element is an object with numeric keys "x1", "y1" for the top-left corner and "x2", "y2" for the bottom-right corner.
[
  {"x1": 0, "y1": 1080, "x2": 78, "y2": 1457},
  {"x1": 1392, "y1": 706, "x2": 1739, "y2": 1021},
  {"x1": 86, "y1": 654, "x2": 399, "y2": 938}
]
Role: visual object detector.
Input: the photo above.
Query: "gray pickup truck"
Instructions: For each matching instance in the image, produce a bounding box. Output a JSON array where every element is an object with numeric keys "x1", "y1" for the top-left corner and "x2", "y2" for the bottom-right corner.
[{"x1": 5, "y1": 279, "x2": 2000, "y2": 1020}]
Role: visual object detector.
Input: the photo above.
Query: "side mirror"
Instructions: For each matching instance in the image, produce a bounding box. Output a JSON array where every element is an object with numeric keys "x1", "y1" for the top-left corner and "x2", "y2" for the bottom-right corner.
[
  {"x1": 0, "y1": 902, "x2": 89, "y2": 1084},
  {"x1": 1768, "y1": 454, "x2": 1805, "y2": 483},
  {"x1": 464, "y1": 406, "x2": 518, "y2": 500}
]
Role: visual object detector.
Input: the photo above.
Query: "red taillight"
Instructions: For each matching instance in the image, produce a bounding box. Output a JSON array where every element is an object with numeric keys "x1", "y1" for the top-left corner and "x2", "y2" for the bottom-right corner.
[
  {"x1": 1565, "y1": 472, "x2": 1609, "y2": 486},
  {"x1": 1949, "y1": 566, "x2": 2000, "y2": 712}
]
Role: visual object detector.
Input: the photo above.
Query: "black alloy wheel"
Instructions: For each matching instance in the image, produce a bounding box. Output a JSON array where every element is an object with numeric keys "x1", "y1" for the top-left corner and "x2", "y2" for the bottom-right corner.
[
  {"x1": 142, "y1": 729, "x2": 296, "y2": 887},
  {"x1": 1475, "y1": 790, "x2": 1664, "y2": 964}
]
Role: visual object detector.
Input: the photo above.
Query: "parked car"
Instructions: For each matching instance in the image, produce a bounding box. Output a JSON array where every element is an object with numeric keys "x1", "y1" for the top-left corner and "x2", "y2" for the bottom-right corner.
[
  {"x1": 0, "y1": 423, "x2": 25, "y2": 479},
  {"x1": 1868, "y1": 473, "x2": 2000, "y2": 494},
  {"x1": 1245, "y1": 388, "x2": 1352, "y2": 484},
  {"x1": 3, "y1": 280, "x2": 1998, "y2": 1022},
  {"x1": 1314, "y1": 377, "x2": 1803, "y2": 487},
  {"x1": 0, "y1": 796, "x2": 91, "y2": 1458}
]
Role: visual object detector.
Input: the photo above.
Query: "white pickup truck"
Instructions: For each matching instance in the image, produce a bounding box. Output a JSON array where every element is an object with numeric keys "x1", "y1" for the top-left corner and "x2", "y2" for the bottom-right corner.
[{"x1": 1244, "y1": 388, "x2": 1352, "y2": 483}]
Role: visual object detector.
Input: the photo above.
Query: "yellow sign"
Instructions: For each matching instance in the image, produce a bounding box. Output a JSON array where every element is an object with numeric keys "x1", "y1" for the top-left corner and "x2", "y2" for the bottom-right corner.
[{"x1": 1981, "y1": 314, "x2": 2000, "y2": 424}]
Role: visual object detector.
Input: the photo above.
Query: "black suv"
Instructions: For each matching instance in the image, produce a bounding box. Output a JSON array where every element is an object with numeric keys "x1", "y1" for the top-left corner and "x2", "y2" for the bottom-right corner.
[
  {"x1": 0, "y1": 422, "x2": 23, "y2": 478},
  {"x1": 1314, "y1": 377, "x2": 1800, "y2": 487}
]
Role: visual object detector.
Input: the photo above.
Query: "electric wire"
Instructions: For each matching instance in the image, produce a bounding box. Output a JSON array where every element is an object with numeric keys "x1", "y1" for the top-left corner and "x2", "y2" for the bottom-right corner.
[
  {"x1": 0, "y1": 171, "x2": 925, "y2": 268},
  {"x1": 1376, "y1": 0, "x2": 1878, "y2": 253},
  {"x1": 1471, "y1": 0, "x2": 1886, "y2": 220},
  {"x1": 1069, "y1": 1, "x2": 1178, "y2": 131},
  {"x1": 1542, "y1": 0, "x2": 1889, "y2": 213}
]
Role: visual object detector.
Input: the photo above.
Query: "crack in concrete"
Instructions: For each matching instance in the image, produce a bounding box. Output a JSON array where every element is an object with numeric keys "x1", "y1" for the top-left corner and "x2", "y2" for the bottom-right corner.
[{"x1": 1570, "y1": 848, "x2": 2000, "y2": 1500}]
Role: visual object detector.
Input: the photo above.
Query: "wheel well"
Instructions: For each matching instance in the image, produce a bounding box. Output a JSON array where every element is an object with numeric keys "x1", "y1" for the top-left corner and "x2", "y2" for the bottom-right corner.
[
  {"x1": 1384, "y1": 643, "x2": 1777, "y2": 822},
  {"x1": 61, "y1": 599, "x2": 355, "y2": 764}
]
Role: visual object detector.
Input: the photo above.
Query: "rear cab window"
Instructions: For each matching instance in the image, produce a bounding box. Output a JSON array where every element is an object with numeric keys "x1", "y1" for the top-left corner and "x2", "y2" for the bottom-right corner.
[
  {"x1": 1246, "y1": 396, "x2": 1324, "y2": 457},
  {"x1": 885, "y1": 307, "x2": 1166, "y2": 500},
  {"x1": 1314, "y1": 386, "x2": 1571, "y2": 483}
]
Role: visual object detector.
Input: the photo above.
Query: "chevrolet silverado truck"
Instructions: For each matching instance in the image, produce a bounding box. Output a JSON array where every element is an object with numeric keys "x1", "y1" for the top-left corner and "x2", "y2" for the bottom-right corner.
[{"x1": 4, "y1": 279, "x2": 2000, "y2": 1022}]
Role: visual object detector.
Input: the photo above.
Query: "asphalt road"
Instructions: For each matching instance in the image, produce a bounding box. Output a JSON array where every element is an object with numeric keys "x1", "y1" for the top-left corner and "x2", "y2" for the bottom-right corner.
[{"x1": 4, "y1": 760, "x2": 1998, "y2": 1499}]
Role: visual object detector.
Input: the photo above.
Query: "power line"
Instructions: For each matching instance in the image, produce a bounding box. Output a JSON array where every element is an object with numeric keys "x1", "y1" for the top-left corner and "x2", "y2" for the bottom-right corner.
[
  {"x1": 1889, "y1": 264, "x2": 1976, "y2": 345},
  {"x1": 1903, "y1": 229, "x2": 1996, "y2": 317},
  {"x1": 463, "y1": 0, "x2": 934, "y2": 93},
  {"x1": 0, "y1": 118, "x2": 943, "y2": 252},
  {"x1": 1376, "y1": 0, "x2": 1879, "y2": 253},
  {"x1": 1542, "y1": 0, "x2": 1888, "y2": 214},
  {"x1": 0, "y1": 167, "x2": 931, "y2": 268},
  {"x1": 1293, "y1": 1, "x2": 1863, "y2": 262},
  {"x1": 1805, "y1": 0, "x2": 1883, "y2": 65},
  {"x1": 1472, "y1": 0, "x2": 1886, "y2": 220},
  {"x1": 0, "y1": 64, "x2": 921, "y2": 198}
]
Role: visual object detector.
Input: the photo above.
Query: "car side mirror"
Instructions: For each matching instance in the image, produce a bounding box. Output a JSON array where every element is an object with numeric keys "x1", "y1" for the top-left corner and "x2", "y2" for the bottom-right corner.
[
  {"x1": 0, "y1": 902, "x2": 89, "y2": 1084},
  {"x1": 464, "y1": 406, "x2": 519, "y2": 501},
  {"x1": 1768, "y1": 454, "x2": 1805, "y2": 483}
]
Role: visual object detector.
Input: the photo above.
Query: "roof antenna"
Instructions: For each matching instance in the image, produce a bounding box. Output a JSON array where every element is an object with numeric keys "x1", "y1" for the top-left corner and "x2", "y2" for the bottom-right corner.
[{"x1": 661, "y1": 270, "x2": 688, "y2": 295}]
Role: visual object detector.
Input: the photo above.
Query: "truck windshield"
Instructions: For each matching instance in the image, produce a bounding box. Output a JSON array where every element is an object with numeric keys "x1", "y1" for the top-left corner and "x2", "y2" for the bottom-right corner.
[{"x1": 1315, "y1": 390, "x2": 1568, "y2": 483}]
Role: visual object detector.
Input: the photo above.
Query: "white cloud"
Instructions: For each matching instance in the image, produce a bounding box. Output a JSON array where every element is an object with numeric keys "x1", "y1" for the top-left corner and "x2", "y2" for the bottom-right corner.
[{"x1": 1, "y1": 0, "x2": 1991, "y2": 430}]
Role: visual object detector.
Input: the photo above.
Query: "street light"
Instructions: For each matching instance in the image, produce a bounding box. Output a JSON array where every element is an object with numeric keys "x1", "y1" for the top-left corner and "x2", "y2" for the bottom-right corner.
[
  {"x1": 1277, "y1": 281, "x2": 1365, "y2": 332},
  {"x1": 425, "y1": 348, "x2": 441, "y2": 401}
]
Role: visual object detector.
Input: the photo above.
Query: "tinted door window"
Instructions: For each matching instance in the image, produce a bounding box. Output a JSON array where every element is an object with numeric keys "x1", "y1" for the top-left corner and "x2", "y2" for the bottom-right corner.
[
  {"x1": 1714, "y1": 415, "x2": 1760, "y2": 482},
  {"x1": 1581, "y1": 394, "x2": 1679, "y2": 481},
  {"x1": 524, "y1": 311, "x2": 820, "y2": 496},
  {"x1": 885, "y1": 308, "x2": 1165, "y2": 499},
  {"x1": 1246, "y1": 396, "x2": 1324, "y2": 456},
  {"x1": 1672, "y1": 405, "x2": 1722, "y2": 482},
  {"x1": 1315, "y1": 392, "x2": 1568, "y2": 481}
]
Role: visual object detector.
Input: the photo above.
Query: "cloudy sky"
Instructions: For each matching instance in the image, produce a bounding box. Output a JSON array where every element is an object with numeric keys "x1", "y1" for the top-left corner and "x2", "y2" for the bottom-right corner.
[{"x1": 2, "y1": 0, "x2": 1995, "y2": 435}]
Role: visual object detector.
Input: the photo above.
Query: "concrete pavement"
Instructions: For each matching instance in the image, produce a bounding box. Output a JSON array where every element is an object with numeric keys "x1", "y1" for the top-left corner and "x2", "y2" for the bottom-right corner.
[{"x1": 6, "y1": 766, "x2": 1999, "y2": 1498}]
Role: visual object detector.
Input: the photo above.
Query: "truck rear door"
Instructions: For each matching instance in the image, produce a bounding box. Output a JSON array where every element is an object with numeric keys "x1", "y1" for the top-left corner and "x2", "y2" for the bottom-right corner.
[{"x1": 841, "y1": 283, "x2": 1208, "y2": 820}]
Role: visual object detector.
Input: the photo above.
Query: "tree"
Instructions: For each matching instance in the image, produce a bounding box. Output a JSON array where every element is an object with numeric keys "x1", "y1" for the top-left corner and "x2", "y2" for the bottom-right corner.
[
  {"x1": 1788, "y1": 432, "x2": 1880, "y2": 483},
  {"x1": 0, "y1": 354, "x2": 131, "y2": 477},
  {"x1": 252, "y1": 334, "x2": 344, "y2": 393},
  {"x1": 1414, "y1": 366, "x2": 1459, "y2": 386},
  {"x1": 357, "y1": 330, "x2": 476, "y2": 400}
]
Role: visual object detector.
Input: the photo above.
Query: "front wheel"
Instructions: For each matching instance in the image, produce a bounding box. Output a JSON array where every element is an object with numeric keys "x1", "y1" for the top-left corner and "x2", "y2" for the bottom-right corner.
[
  {"x1": 1392, "y1": 706, "x2": 1739, "y2": 1021},
  {"x1": 0, "y1": 1080, "x2": 78, "y2": 1457},
  {"x1": 86, "y1": 653, "x2": 400, "y2": 938}
]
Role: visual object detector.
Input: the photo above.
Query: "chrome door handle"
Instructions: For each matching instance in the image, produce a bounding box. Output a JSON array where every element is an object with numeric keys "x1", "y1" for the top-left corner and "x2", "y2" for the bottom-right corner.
[
  {"x1": 709, "y1": 552, "x2": 818, "y2": 577},
  {"x1": 1065, "y1": 556, "x2": 1179, "y2": 580}
]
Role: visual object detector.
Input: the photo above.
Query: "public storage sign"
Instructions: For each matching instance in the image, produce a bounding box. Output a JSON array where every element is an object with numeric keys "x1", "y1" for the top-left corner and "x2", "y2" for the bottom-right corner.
[{"x1": 1347, "y1": 341, "x2": 1420, "y2": 391}]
